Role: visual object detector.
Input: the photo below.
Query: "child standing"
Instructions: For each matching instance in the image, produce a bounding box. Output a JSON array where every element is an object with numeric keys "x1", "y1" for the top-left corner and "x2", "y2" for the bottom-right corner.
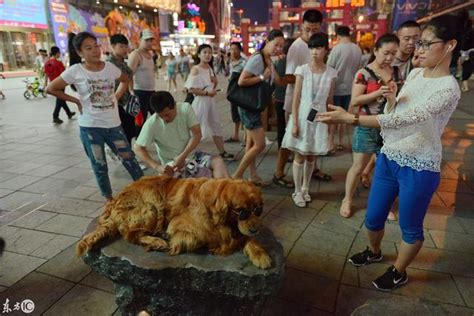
[
  {"x1": 185, "y1": 44, "x2": 233, "y2": 160},
  {"x1": 282, "y1": 33, "x2": 337, "y2": 207}
]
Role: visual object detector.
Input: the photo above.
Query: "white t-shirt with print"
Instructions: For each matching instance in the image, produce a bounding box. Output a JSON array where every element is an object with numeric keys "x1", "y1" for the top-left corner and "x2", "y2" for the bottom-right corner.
[
  {"x1": 61, "y1": 62, "x2": 121, "y2": 128},
  {"x1": 284, "y1": 37, "x2": 311, "y2": 113}
]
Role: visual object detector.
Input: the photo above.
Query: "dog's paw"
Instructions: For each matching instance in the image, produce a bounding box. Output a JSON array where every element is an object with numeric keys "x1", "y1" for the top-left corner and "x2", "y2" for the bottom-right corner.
[{"x1": 250, "y1": 251, "x2": 272, "y2": 269}]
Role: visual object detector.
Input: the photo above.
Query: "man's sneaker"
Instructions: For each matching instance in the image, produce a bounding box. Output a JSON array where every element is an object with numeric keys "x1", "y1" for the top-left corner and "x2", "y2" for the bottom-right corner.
[
  {"x1": 220, "y1": 151, "x2": 234, "y2": 161},
  {"x1": 372, "y1": 265, "x2": 408, "y2": 291},
  {"x1": 348, "y1": 246, "x2": 383, "y2": 267},
  {"x1": 53, "y1": 118, "x2": 63, "y2": 124},
  {"x1": 68, "y1": 112, "x2": 76, "y2": 119}
]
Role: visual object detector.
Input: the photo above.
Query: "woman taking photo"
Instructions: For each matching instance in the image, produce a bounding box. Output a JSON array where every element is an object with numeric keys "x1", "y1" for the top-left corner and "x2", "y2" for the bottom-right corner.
[
  {"x1": 232, "y1": 29, "x2": 285, "y2": 185},
  {"x1": 47, "y1": 32, "x2": 144, "y2": 201},
  {"x1": 317, "y1": 15, "x2": 461, "y2": 291},
  {"x1": 340, "y1": 34, "x2": 400, "y2": 218}
]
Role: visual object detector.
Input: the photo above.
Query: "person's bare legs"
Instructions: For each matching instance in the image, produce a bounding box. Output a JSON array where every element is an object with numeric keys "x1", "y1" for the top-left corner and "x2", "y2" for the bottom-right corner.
[
  {"x1": 367, "y1": 229, "x2": 384, "y2": 254},
  {"x1": 232, "y1": 128, "x2": 265, "y2": 179},
  {"x1": 340, "y1": 152, "x2": 372, "y2": 218},
  {"x1": 172, "y1": 78, "x2": 178, "y2": 91},
  {"x1": 275, "y1": 147, "x2": 291, "y2": 178},
  {"x1": 393, "y1": 240, "x2": 423, "y2": 273},
  {"x1": 210, "y1": 156, "x2": 230, "y2": 178},
  {"x1": 233, "y1": 122, "x2": 241, "y2": 141},
  {"x1": 361, "y1": 154, "x2": 376, "y2": 187},
  {"x1": 168, "y1": 78, "x2": 172, "y2": 91},
  {"x1": 213, "y1": 136, "x2": 226, "y2": 154}
]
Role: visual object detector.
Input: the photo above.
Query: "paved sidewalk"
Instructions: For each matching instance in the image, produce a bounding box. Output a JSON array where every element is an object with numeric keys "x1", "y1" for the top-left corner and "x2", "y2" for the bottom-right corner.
[{"x1": 0, "y1": 74, "x2": 473, "y2": 315}]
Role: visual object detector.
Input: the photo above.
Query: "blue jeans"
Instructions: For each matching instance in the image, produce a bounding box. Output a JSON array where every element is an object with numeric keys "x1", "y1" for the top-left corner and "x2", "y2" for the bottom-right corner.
[
  {"x1": 79, "y1": 126, "x2": 144, "y2": 198},
  {"x1": 365, "y1": 154, "x2": 440, "y2": 244}
]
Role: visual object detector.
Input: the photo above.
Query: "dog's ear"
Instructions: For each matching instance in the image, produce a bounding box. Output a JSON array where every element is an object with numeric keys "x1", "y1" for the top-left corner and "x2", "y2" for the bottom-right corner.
[{"x1": 197, "y1": 180, "x2": 230, "y2": 224}]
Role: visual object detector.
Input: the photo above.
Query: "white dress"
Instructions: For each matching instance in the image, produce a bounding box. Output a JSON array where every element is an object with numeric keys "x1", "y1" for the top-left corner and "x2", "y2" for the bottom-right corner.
[
  {"x1": 185, "y1": 66, "x2": 223, "y2": 138},
  {"x1": 282, "y1": 64, "x2": 338, "y2": 155}
]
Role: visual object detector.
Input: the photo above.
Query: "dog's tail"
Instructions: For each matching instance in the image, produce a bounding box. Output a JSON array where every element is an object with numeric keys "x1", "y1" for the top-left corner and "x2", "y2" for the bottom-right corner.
[{"x1": 76, "y1": 200, "x2": 118, "y2": 256}]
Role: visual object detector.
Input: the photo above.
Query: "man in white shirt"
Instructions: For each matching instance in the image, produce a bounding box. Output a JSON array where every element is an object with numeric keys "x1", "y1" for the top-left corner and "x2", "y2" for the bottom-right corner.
[
  {"x1": 274, "y1": 9, "x2": 331, "y2": 186},
  {"x1": 327, "y1": 26, "x2": 362, "y2": 151},
  {"x1": 393, "y1": 20, "x2": 421, "y2": 81}
]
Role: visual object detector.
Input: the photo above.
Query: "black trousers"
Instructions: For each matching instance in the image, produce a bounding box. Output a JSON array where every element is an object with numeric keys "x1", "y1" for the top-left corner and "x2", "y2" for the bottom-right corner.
[
  {"x1": 118, "y1": 106, "x2": 136, "y2": 144},
  {"x1": 53, "y1": 96, "x2": 73, "y2": 119}
]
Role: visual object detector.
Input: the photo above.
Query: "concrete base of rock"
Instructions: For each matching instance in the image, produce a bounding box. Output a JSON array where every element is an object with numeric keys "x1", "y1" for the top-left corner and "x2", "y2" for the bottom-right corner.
[{"x1": 82, "y1": 219, "x2": 285, "y2": 315}]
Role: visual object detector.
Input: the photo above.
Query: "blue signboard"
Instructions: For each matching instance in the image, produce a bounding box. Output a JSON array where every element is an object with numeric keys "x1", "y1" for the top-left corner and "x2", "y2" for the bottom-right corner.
[{"x1": 392, "y1": 0, "x2": 430, "y2": 31}]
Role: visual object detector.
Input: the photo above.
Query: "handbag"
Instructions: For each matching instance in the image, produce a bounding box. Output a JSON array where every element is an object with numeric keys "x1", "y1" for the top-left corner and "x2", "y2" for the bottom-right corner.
[
  {"x1": 226, "y1": 53, "x2": 272, "y2": 112},
  {"x1": 125, "y1": 94, "x2": 141, "y2": 117}
]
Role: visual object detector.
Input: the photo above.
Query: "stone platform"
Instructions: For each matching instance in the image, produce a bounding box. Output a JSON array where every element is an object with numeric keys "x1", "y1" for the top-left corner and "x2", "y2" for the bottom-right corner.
[{"x1": 82, "y1": 219, "x2": 285, "y2": 316}]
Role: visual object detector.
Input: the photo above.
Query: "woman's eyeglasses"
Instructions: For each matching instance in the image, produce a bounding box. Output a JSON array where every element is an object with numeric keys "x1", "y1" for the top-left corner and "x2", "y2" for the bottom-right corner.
[{"x1": 415, "y1": 40, "x2": 445, "y2": 51}]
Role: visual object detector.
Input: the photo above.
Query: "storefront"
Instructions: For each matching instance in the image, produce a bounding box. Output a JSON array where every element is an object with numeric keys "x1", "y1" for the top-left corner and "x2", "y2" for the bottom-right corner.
[{"x1": 0, "y1": 1, "x2": 53, "y2": 71}]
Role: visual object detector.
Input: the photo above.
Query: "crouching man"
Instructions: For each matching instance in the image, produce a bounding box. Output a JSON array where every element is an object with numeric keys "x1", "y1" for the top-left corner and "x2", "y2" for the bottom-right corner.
[{"x1": 134, "y1": 91, "x2": 229, "y2": 178}]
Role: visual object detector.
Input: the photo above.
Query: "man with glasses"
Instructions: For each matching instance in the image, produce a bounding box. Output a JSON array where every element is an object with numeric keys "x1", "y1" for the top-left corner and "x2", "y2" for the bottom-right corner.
[{"x1": 393, "y1": 20, "x2": 421, "y2": 81}]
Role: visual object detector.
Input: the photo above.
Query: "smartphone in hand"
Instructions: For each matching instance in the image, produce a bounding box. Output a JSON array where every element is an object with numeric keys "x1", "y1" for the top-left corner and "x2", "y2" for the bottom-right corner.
[{"x1": 307, "y1": 108, "x2": 318, "y2": 124}]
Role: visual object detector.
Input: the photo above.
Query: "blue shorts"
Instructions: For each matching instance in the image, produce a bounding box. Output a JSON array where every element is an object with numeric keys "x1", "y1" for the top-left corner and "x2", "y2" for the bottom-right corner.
[
  {"x1": 238, "y1": 107, "x2": 262, "y2": 130},
  {"x1": 365, "y1": 154, "x2": 440, "y2": 244},
  {"x1": 333, "y1": 95, "x2": 351, "y2": 111},
  {"x1": 352, "y1": 126, "x2": 383, "y2": 154}
]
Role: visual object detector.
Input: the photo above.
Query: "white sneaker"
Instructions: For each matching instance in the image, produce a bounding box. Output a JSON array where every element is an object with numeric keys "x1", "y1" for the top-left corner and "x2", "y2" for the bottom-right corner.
[
  {"x1": 302, "y1": 190, "x2": 311, "y2": 202},
  {"x1": 292, "y1": 192, "x2": 306, "y2": 208}
]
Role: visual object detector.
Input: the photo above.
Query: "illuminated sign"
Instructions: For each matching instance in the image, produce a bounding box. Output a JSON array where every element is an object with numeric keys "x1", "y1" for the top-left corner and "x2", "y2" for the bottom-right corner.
[{"x1": 0, "y1": 0, "x2": 48, "y2": 29}]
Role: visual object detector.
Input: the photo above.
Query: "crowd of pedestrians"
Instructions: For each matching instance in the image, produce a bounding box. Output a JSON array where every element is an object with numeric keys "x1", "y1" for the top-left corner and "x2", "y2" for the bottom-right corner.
[{"x1": 43, "y1": 9, "x2": 468, "y2": 293}]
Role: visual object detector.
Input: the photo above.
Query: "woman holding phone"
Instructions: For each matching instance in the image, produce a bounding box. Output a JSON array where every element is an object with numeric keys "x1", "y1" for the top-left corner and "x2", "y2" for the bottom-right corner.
[
  {"x1": 339, "y1": 34, "x2": 400, "y2": 218},
  {"x1": 317, "y1": 15, "x2": 461, "y2": 291},
  {"x1": 281, "y1": 33, "x2": 337, "y2": 207}
]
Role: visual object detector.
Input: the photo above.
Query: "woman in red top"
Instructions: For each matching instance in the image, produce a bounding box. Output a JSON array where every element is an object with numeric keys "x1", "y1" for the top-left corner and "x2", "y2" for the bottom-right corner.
[
  {"x1": 44, "y1": 46, "x2": 75, "y2": 124},
  {"x1": 340, "y1": 34, "x2": 400, "y2": 218}
]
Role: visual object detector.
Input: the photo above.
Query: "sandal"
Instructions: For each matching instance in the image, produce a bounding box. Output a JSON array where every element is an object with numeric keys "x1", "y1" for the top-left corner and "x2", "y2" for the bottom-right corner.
[
  {"x1": 248, "y1": 178, "x2": 271, "y2": 187},
  {"x1": 326, "y1": 148, "x2": 337, "y2": 156},
  {"x1": 340, "y1": 200, "x2": 352, "y2": 218},
  {"x1": 312, "y1": 169, "x2": 332, "y2": 181},
  {"x1": 336, "y1": 145, "x2": 344, "y2": 151},
  {"x1": 360, "y1": 174, "x2": 371, "y2": 188},
  {"x1": 272, "y1": 175, "x2": 295, "y2": 188}
]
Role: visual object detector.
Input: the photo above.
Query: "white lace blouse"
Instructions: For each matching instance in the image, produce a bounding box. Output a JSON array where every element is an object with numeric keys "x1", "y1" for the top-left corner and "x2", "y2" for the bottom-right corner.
[{"x1": 377, "y1": 68, "x2": 461, "y2": 172}]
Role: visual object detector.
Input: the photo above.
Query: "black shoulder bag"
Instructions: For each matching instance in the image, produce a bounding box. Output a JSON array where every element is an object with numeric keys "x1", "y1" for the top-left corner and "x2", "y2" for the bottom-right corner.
[{"x1": 226, "y1": 53, "x2": 272, "y2": 112}]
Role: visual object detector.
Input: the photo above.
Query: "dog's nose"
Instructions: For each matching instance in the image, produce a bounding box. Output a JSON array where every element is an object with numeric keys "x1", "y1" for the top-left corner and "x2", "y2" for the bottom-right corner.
[{"x1": 249, "y1": 228, "x2": 259, "y2": 235}]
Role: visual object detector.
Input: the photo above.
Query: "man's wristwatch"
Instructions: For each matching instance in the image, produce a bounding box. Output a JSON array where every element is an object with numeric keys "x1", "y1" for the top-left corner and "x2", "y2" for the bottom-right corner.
[
  {"x1": 258, "y1": 74, "x2": 265, "y2": 81},
  {"x1": 352, "y1": 113, "x2": 360, "y2": 126}
]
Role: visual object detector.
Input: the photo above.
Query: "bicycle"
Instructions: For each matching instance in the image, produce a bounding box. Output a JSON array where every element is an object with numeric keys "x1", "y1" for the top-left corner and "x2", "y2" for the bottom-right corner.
[{"x1": 23, "y1": 77, "x2": 47, "y2": 99}]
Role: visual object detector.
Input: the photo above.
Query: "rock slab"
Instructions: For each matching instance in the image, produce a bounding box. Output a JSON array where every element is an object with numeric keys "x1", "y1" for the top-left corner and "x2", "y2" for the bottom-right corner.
[{"x1": 82, "y1": 219, "x2": 285, "y2": 315}]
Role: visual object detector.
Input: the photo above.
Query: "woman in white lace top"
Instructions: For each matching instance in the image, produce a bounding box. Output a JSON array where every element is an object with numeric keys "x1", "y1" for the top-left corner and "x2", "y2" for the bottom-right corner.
[{"x1": 317, "y1": 15, "x2": 462, "y2": 291}]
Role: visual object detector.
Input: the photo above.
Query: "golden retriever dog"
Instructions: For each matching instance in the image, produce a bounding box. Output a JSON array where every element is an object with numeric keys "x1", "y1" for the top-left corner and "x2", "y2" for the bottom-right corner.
[{"x1": 76, "y1": 176, "x2": 272, "y2": 269}]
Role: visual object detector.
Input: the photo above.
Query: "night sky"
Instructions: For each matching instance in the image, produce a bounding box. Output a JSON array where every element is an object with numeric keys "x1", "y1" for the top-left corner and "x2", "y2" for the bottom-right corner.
[{"x1": 232, "y1": 0, "x2": 302, "y2": 24}]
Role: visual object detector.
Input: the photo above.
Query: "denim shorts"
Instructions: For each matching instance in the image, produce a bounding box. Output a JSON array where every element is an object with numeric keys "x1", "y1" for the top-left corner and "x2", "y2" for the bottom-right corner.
[
  {"x1": 238, "y1": 107, "x2": 262, "y2": 130},
  {"x1": 352, "y1": 126, "x2": 383, "y2": 153}
]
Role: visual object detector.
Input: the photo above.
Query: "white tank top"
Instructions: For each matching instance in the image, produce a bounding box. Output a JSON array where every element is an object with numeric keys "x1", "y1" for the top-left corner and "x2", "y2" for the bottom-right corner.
[{"x1": 133, "y1": 52, "x2": 155, "y2": 91}]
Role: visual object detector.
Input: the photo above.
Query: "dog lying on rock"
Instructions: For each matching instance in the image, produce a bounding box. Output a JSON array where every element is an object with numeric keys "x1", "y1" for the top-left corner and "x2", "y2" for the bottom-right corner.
[{"x1": 76, "y1": 176, "x2": 272, "y2": 269}]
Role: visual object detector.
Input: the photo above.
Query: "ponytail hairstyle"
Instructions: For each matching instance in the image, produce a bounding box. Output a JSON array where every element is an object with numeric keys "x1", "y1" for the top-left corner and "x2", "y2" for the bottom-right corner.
[
  {"x1": 68, "y1": 33, "x2": 81, "y2": 66},
  {"x1": 368, "y1": 33, "x2": 400, "y2": 64},
  {"x1": 259, "y1": 29, "x2": 284, "y2": 52}
]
